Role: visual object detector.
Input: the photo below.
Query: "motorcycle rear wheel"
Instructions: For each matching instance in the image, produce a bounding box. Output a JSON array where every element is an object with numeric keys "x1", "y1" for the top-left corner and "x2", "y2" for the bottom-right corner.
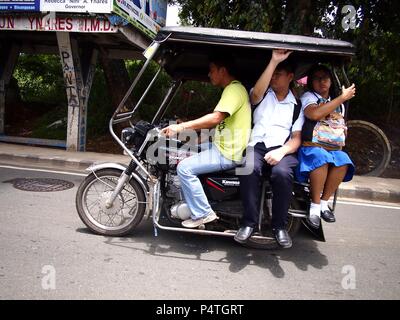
[
  {"x1": 345, "y1": 120, "x2": 391, "y2": 176},
  {"x1": 76, "y1": 168, "x2": 146, "y2": 236},
  {"x1": 243, "y1": 201, "x2": 302, "y2": 250}
]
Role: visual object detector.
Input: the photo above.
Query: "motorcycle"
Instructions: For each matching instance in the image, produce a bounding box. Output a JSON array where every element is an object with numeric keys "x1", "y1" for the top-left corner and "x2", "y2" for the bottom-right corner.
[{"x1": 76, "y1": 26, "x2": 355, "y2": 249}]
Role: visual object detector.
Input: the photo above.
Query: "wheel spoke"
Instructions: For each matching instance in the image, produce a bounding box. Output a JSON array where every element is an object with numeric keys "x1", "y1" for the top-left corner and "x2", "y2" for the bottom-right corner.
[
  {"x1": 78, "y1": 171, "x2": 145, "y2": 234},
  {"x1": 345, "y1": 120, "x2": 391, "y2": 176}
]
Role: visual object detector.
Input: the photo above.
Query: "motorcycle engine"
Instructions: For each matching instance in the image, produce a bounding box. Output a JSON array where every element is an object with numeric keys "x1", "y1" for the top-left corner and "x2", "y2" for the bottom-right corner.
[
  {"x1": 166, "y1": 174, "x2": 192, "y2": 220},
  {"x1": 170, "y1": 202, "x2": 192, "y2": 220},
  {"x1": 166, "y1": 174, "x2": 182, "y2": 199}
]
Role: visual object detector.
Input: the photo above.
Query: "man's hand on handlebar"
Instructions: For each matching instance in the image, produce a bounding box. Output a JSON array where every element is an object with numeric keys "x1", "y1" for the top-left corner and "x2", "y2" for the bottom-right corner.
[{"x1": 161, "y1": 124, "x2": 185, "y2": 137}]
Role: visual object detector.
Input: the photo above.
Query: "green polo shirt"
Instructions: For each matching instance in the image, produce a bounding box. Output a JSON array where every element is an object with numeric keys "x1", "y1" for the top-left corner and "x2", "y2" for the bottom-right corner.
[{"x1": 213, "y1": 80, "x2": 251, "y2": 161}]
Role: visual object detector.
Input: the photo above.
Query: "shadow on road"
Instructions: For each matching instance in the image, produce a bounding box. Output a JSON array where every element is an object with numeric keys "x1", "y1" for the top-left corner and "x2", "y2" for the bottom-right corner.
[{"x1": 77, "y1": 221, "x2": 328, "y2": 278}]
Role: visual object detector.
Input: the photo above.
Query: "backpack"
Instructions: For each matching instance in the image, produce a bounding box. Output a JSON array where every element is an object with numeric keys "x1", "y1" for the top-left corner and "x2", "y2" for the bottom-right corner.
[{"x1": 301, "y1": 93, "x2": 347, "y2": 148}]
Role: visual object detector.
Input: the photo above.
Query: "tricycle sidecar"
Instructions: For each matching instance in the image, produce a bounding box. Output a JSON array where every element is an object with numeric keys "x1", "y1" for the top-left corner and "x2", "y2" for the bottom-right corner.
[{"x1": 76, "y1": 26, "x2": 355, "y2": 249}]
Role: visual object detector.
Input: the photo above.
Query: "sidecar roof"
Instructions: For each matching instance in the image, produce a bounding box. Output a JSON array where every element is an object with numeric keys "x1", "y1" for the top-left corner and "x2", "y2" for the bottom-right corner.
[{"x1": 152, "y1": 26, "x2": 355, "y2": 85}]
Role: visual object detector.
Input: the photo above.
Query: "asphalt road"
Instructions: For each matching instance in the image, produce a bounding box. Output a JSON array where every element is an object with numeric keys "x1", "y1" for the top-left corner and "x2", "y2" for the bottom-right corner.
[{"x1": 0, "y1": 164, "x2": 399, "y2": 300}]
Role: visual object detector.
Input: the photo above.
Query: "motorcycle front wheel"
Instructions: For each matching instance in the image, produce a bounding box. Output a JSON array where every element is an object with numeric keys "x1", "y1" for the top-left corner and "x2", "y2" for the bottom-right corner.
[{"x1": 76, "y1": 168, "x2": 146, "y2": 236}]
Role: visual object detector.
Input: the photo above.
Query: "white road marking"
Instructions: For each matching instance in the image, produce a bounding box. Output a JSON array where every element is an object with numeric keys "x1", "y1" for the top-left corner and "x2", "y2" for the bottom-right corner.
[
  {"x1": 2, "y1": 164, "x2": 400, "y2": 210},
  {"x1": 336, "y1": 200, "x2": 400, "y2": 210},
  {"x1": 0, "y1": 164, "x2": 87, "y2": 177}
]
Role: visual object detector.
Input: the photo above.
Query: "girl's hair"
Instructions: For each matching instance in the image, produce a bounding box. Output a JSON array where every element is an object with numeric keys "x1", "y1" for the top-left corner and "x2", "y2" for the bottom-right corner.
[{"x1": 306, "y1": 64, "x2": 337, "y2": 98}]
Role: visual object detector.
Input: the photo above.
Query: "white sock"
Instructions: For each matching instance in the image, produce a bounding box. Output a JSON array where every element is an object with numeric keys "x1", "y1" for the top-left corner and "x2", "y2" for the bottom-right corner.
[
  {"x1": 320, "y1": 200, "x2": 330, "y2": 212},
  {"x1": 309, "y1": 202, "x2": 321, "y2": 217}
]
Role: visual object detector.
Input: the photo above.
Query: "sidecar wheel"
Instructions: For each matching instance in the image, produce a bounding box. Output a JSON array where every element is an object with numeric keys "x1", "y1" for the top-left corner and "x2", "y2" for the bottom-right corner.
[
  {"x1": 76, "y1": 169, "x2": 146, "y2": 236},
  {"x1": 243, "y1": 200, "x2": 303, "y2": 250}
]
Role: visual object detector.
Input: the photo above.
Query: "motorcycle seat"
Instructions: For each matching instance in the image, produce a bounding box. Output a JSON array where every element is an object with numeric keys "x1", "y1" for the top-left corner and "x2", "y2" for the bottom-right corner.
[{"x1": 222, "y1": 160, "x2": 247, "y2": 175}]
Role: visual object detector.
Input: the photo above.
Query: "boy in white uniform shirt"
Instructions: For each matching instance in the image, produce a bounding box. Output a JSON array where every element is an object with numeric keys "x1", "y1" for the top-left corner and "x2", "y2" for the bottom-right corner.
[{"x1": 234, "y1": 49, "x2": 304, "y2": 249}]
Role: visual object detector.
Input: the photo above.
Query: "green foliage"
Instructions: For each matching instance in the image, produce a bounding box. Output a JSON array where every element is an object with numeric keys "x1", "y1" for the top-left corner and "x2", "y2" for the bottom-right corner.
[
  {"x1": 125, "y1": 60, "x2": 221, "y2": 121},
  {"x1": 14, "y1": 54, "x2": 66, "y2": 105},
  {"x1": 172, "y1": 0, "x2": 400, "y2": 125},
  {"x1": 13, "y1": 54, "x2": 114, "y2": 139},
  {"x1": 86, "y1": 67, "x2": 113, "y2": 137},
  {"x1": 167, "y1": 81, "x2": 221, "y2": 121},
  {"x1": 347, "y1": 30, "x2": 400, "y2": 122},
  {"x1": 12, "y1": 0, "x2": 400, "y2": 144},
  {"x1": 12, "y1": 54, "x2": 67, "y2": 139},
  {"x1": 316, "y1": 0, "x2": 400, "y2": 123},
  {"x1": 31, "y1": 105, "x2": 66, "y2": 140},
  {"x1": 171, "y1": 0, "x2": 280, "y2": 32},
  {"x1": 125, "y1": 60, "x2": 170, "y2": 121}
]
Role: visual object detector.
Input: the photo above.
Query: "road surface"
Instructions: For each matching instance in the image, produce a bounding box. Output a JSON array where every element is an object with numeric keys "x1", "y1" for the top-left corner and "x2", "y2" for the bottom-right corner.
[{"x1": 0, "y1": 164, "x2": 399, "y2": 300}]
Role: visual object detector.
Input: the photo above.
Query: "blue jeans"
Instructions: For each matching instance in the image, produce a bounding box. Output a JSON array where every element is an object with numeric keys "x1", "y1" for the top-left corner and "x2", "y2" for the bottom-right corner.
[{"x1": 177, "y1": 143, "x2": 237, "y2": 220}]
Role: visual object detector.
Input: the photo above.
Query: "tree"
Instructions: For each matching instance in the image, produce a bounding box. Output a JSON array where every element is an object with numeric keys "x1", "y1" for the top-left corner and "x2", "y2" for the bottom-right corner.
[
  {"x1": 170, "y1": 0, "x2": 400, "y2": 124},
  {"x1": 99, "y1": 53, "x2": 136, "y2": 112},
  {"x1": 168, "y1": 0, "x2": 277, "y2": 32},
  {"x1": 169, "y1": 0, "x2": 324, "y2": 34},
  {"x1": 318, "y1": 0, "x2": 400, "y2": 123}
]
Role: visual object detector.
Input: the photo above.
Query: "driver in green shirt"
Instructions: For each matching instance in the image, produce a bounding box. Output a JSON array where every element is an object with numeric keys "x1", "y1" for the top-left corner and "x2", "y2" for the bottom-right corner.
[{"x1": 162, "y1": 53, "x2": 251, "y2": 228}]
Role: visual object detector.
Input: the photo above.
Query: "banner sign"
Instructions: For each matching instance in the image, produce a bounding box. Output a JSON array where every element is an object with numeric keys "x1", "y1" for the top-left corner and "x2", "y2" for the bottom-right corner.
[
  {"x1": 0, "y1": 0, "x2": 167, "y2": 39},
  {"x1": 0, "y1": 15, "x2": 118, "y2": 32},
  {"x1": 40, "y1": 0, "x2": 113, "y2": 13},
  {"x1": 0, "y1": 0, "x2": 40, "y2": 11},
  {"x1": 113, "y1": 0, "x2": 167, "y2": 37}
]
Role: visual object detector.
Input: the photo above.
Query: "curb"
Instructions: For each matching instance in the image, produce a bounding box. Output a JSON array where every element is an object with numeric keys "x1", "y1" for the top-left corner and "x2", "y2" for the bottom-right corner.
[
  {"x1": 338, "y1": 186, "x2": 400, "y2": 203},
  {"x1": 0, "y1": 153, "x2": 95, "y2": 172}
]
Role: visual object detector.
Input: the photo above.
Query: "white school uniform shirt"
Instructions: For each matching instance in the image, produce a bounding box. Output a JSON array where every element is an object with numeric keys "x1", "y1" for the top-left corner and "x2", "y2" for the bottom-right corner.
[{"x1": 249, "y1": 88, "x2": 304, "y2": 148}]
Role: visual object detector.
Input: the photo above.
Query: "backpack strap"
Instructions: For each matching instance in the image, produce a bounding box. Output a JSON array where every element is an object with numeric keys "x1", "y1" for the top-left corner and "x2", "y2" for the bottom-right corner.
[
  {"x1": 252, "y1": 89, "x2": 302, "y2": 144},
  {"x1": 292, "y1": 97, "x2": 301, "y2": 125},
  {"x1": 251, "y1": 88, "x2": 268, "y2": 109},
  {"x1": 285, "y1": 97, "x2": 302, "y2": 143},
  {"x1": 250, "y1": 88, "x2": 269, "y2": 129}
]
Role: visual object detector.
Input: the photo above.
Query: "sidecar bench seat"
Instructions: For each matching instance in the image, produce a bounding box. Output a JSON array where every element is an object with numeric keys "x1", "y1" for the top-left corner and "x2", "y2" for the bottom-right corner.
[
  {"x1": 223, "y1": 168, "x2": 240, "y2": 175},
  {"x1": 221, "y1": 167, "x2": 311, "y2": 188}
]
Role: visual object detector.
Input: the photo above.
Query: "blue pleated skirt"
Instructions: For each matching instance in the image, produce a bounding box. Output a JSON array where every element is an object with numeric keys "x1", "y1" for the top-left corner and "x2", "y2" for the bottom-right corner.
[{"x1": 296, "y1": 146, "x2": 355, "y2": 183}]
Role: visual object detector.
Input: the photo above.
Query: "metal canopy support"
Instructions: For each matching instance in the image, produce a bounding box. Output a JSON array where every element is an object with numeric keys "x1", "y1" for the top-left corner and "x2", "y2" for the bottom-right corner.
[
  {"x1": 119, "y1": 25, "x2": 150, "y2": 51},
  {"x1": 0, "y1": 79, "x2": 4, "y2": 135},
  {"x1": 0, "y1": 43, "x2": 20, "y2": 134},
  {"x1": 56, "y1": 32, "x2": 98, "y2": 151}
]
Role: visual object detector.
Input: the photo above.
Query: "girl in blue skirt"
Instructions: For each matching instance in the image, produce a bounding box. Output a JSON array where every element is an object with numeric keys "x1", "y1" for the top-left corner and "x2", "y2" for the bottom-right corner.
[{"x1": 297, "y1": 65, "x2": 356, "y2": 227}]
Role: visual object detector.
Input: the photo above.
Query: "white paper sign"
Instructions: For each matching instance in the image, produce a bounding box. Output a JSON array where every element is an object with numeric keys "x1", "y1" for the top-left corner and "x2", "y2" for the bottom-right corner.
[{"x1": 40, "y1": 0, "x2": 113, "y2": 13}]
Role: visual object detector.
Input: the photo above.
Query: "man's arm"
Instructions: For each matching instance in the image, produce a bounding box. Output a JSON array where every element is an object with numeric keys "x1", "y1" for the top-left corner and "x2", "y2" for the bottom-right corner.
[
  {"x1": 264, "y1": 131, "x2": 301, "y2": 166},
  {"x1": 161, "y1": 111, "x2": 228, "y2": 137},
  {"x1": 251, "y1": 49, "x2": 292, "y2": 105}
]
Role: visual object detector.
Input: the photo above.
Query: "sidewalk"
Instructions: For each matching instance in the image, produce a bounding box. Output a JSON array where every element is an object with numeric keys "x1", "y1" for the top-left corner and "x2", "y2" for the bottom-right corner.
[{"x1": 1, "y1": 142, "x2": 399, "y2": 204}]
